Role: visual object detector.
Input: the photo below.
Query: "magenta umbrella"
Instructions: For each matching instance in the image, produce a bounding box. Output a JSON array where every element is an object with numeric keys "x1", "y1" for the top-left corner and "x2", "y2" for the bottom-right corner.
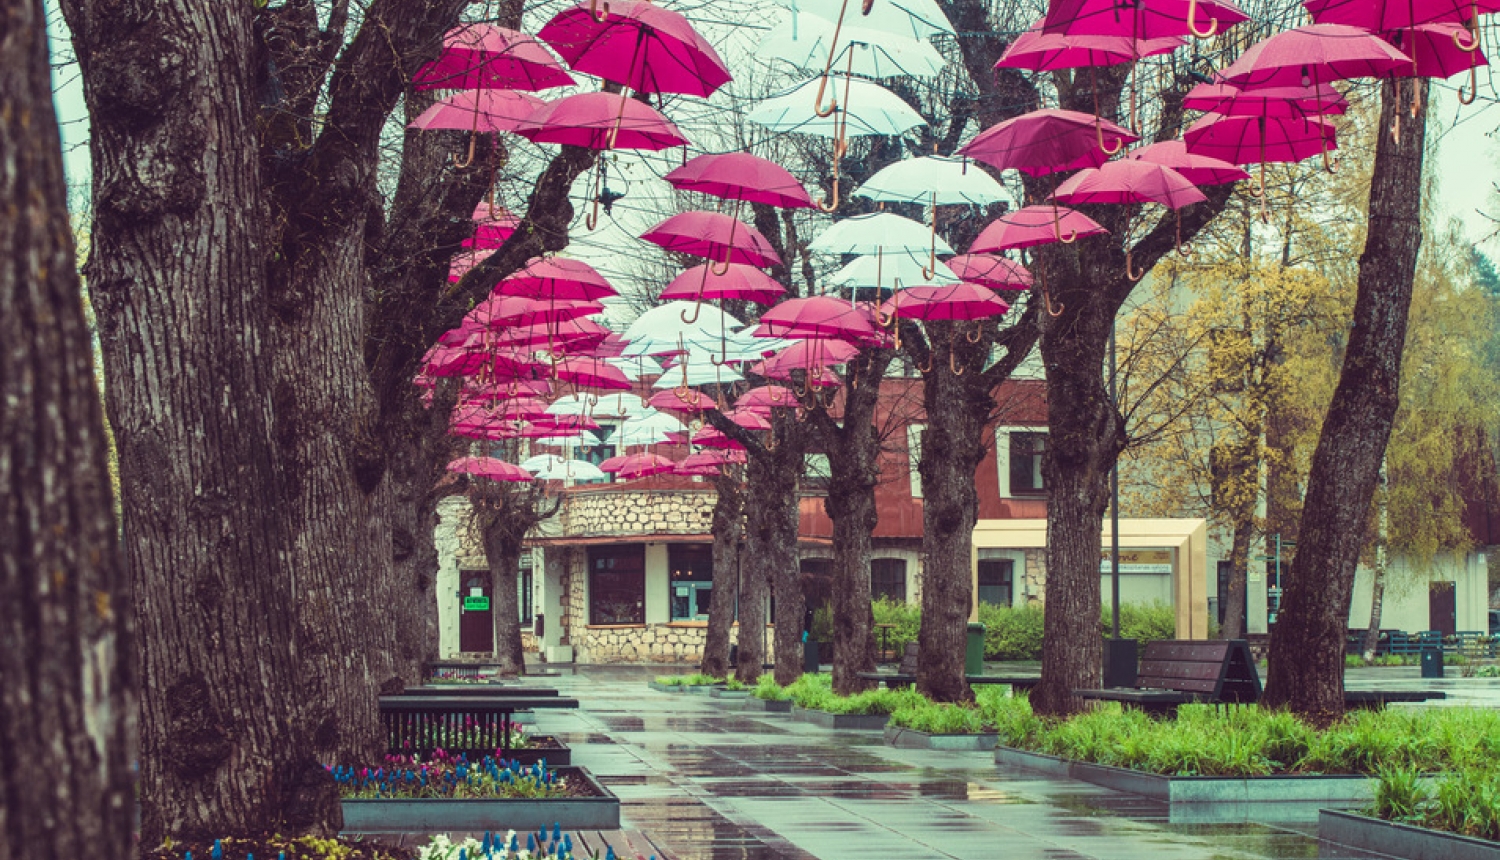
[
  {"x1": 722, "y1": 407, "x2": 773, "y2": 431},
  {"x1": 676, "y1": 448, "x2": 746, "y2": 476},
  {"x1": 468, "y1": 295, "x2": 603, "y2": 330},
  {"x1": 497, "y1": 256, "x2": 617, "y2": 302},
  {"x1": 960, "y1": 108, "x2": 1140, "y2": 175},
  {"x1": 997, "y1": 23, "x2": 1184, "y2": 71},
  {"x1": 1305, "y1": 0, "x2": 1500, "y2": 31},
  {"x1": 882, "y1": 283, "x2": 1011, "y2": 321},
  {"x1": 968, "y1": 205, "x2": 1108, "y2": 252},
  {"x1": 550, "y1": 356, "x2": 634, "y2": 391},
  {"x1": 1182, "y1": 82, "x2": 1349, "y2": 117},
  {"x1": 660, "y1": 263, "x2": 787, "y2": 305},
  {"x1": 413, "y1": 25, "x2": 576, "y2": 91},
  {"x1": 447, "y1": 456, "x2": 534, "y2": 483},
  {"x1": 448, "y1": 247, "x2": 494, "y2": 284},
  {"x1": 749, "y1": 360, "x2": 841, "y2": 388},
  {"x1": 760, "y1": 339, "x2": 859, "y2": 374},
  {"x1": 734, "y1": 384, "x2": 799, "y2": 412},
  {"x1": 945, "y1": 254, "x2": 1034, "y2": 290},
  {"x1": 1184, "y1": 112, "x2": 1337, "y2": 166},
  {"x1": 641, "y1": 211, "x2": 782, "y2": 269},
  {"x1": 1128, "y1": 140, "x2": 1250, "y2": 186},
  {"x1": 690, "y1": 425, "x2": 749, "y2": 450},
  {"x1": 1218, "y1": 24, "x2": 1413, "y2": 91},
  {"x1": 423, "y1": 344, "x2": 542, "y2": 379},
  {"x1": 488, "y1": 317, "x2": 611, "y2": 352},
  {"x1": 514, "y1": 91, "x2": 689, "y2": 150},
  {"x1": 1053, "y1": 159, "x2": 1206, "y2": 210},
  {"x1": 1042, "y1": 0, "x2": 1249, "y2": 39},
  {"x1": 1384, "y1": 22, "x2": 1489, "y2": 79},
  {"x1": 600, "y1": 452, "x2": 678, "y2": 479},
  {"x1": 408, "y1": 90, "x2": 545, "y2": 134},
  {"x1": 467, "y1": 202, "x2": 520, "y2": 249},
  {"x1": 539, "y1": 0, "x2": 732, "y2": 97},
  {"x1": 646, "y1": 389, "x2": 715, "y2": 413},
  {"x1": 664, "y1": 152, "x2": 814, "y2": 209},
  {"x1": 753, "y1": 297, "x2": 879, "y2": 342}
]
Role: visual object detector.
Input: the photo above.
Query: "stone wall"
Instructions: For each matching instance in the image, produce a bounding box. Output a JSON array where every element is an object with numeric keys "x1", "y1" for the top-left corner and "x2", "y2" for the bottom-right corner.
[
  {"x1": 1022, "y1": 548, "x2": 1046, "y2": 603},
  {"x1": 560, "y1": 489, "x2": 717, "y2": 537},
  {"x1": 571, "y1": 622, "x2": 772, "y2": 664}
]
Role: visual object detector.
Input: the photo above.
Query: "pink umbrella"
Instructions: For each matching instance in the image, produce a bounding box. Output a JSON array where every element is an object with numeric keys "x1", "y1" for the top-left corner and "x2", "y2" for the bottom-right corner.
[
  {"x1": 596, "y1": 332, "x2": 630, "y2": 358},
  {"x1": 459, "y1": 379, "x2": 553, "y2": 400},
  {"x1": 997, "y1": 23, "x2": 1184, "y2": 71},
  {"x1": 647, "y1": 389, "x2": 715, "y2": 412},
  {"x1": 1305, "y1": 0, "x2": 1500, "y2": 31},
  {"x1": 1184, "y1": 113, "x2": 1338, "y2": 166},
  {"x1": 641, "y1": 211, "x2": 782, "y2": 269},
  {"x1": 883, "y1": 284, "x2": 1010, "y2": 321},
  {"x1": 749, "y1": 360, "x2": 842, "y2": 388},
  {"x1": 1182, "y1": 82, "x2": 1349, "y2": 117},
  {"x1": 600, "y1": 452, "x2": 678, "y2": 479},
  {"x1": 760, "y1": 339, "x2": 859, "y2": 374},
  {"x1": 691, "y1": 425, "x2": 749, "y2": 450},
  {"x1": 550, "y1": 356, "x2": 634, "y2": 391},
  {"x1": 413, "y1": 25, "x2": 576, "y2": 91},
  {"x1": 1218, "y1": 24, "x2": 1412, "y2": 91},
  {"x1": 722, "y1": 407, "x2": 773, "y2": 431},
  {"x1": 449, "y1": 247, "x2": 495, "y2": 284},
  {"x1": 1128, "y1": 140, "x2": 1250, "y2": 186},
  {"x1": 660, "y1": 264, "x2": 786, "y2": 305},
  {"x1": 1052, "y1": 159, "x2": 1207, "y2": 210},
  {"x1": 945, "y1": 254, "x2": 1034, "y2": 290},
  {"x1": 753, "y1": 297, "x2": 878, "y2": 342},
  {"x1": 735, "y1": 384, "x2": 799, "y2": 412},
  {"x1": 447, "y1": 456, "x2": 534, "y2": 483},
  {"x1": 468, "y1": 295, "x2": 603, "y2": 329},
  {"x1": 1383, "y1": 22, "x2": 1489, "y2": 79},
  {"x1": 423, "y1": 344, "x2": 544, "y2": 379},
  {"x1": 676, "y1": 448, "x2": 746, "y2": 476},
  {"x1": 968, "y1": 205, "x2": 1108, "y2": 252},
  {"x1": 664, "y1": 152, "x2": 814, "y2": 209},
  {"x1": 1042, "y1": 0, "x2": 1249, "y2": 39},
  {"x1": 960, "y1": 108, "x2": 1140, "y2": 175},
  {"x1": 467, "y1": 202, "x2": 521, "y2": 249},
  {"x1": 408, "y1": 90, "x2": 545, "y2": 134},
  {"x1": 497, "y1": 256, "x2": 617, "y2": 301},
  {"x1": 539, "y1": 0, "x2": 732, "y2": 98},
  {"x1": 514, "y1": 91, "x2": 689, "y2": 151},
  {"x1": 489, "y1": 317, "x2": 611, "y2": 352}
]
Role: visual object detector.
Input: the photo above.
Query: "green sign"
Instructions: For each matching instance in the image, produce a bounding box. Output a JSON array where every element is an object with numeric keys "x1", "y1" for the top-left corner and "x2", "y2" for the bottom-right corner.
[{"x1": 463, "y1": 596, "x2": 490, "y2": 612}]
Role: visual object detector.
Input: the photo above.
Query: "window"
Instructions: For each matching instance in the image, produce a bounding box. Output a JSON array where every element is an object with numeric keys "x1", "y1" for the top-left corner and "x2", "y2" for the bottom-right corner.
[
  {"x1": 1007, "y1": 431, "x2": 1047, "y2": 496},
  {"x1": 573, "y1": 423, "x2": 617, "y2": 485},
  {"x1": 588, "y1": 545, "x2": 645, "y2": 624},
  {"x1": 907, "y1": 424, "x2": 924, "y2": 498},
  {"x1": 803, "y1": 453, "x2": 831, "y2": 494},
  {"x1": 518, "y1": 553, "x2": 533, "y2": 623},
  {"x1": 977, "y1": 557, "x2": 1014, "y2": 607},
  {"x1": 871, "y1": 558, "x2": 907, "y2": 603},
  {"x1": 668, "y1": 544, "x2": 713, "y2": 621}
]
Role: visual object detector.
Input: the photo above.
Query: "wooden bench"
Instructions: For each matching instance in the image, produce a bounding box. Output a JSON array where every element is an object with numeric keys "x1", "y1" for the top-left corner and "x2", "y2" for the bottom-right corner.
[
  {"x1": 1075, "y1": 639, "x2": 1261, "y2": 717},
  {"x1": 856, "y1": 642, "x2": 1040, "y2": 692},
  {"x1": 379, "y1": 693, "x2": 578, "y2": 759}
]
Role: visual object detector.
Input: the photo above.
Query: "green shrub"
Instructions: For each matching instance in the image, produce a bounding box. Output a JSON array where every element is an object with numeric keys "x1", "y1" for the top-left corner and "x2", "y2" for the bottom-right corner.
[
  {"x1": 810, "y1": 603, "x2": 834, "y2": 645},
  {"x1": 872, "y1": 597, "x2": 921, "y2": 655},
  {"x1": 780, "y1": 672, "x2": 925, "y2": 716},
  {"x1": 655, "y1": 672, "x2": 722, "y2": 687},
  {"x1": 1104, "y1": 601, "x2": 1178, "y2": 650},
  {"x1": 751, "y1": 674, "x2": 793, "y2": 701},
  {"x1": 889, "y1": 699, "x2": 991, "y2": 734},
  {"x1": 977, "y1": 603, "x2": 1045, "y2": 660}
]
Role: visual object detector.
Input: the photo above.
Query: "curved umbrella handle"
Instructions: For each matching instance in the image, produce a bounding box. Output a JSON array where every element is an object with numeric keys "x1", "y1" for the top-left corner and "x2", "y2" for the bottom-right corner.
[
  {"x1": 1038, "y1": 268, "x2": 1064, "y2": 318},
  {"x1": 817, "y1": 176, "x2": 841, "y2": 213},
  {"x1": 967, "y1": 322, "x2": 983, "y2": 343},
  {"x1": 814, "y1": 74, "x2": 839, "y2": 118},
  {"x1": 1187, "y1": 0, "x2": 1218, "y2": 39},
  {"x1": 917, "y1": 351, "x2": 933, "y2": 374},
  {"x1": 1125, "y1": 248, "x2": 1145, "y2": 283},
  {"x1": 452, "y1": 132, "x2": 480, "y2": 170},
  {"x1": 1454, "y1": 19, "x2": 1479, "y2": 52},
  {"x1": 1460, "y1": 65, "x2": 1478, "y2": 104},
  {"x1": 1175, "y1": 211, "x2": 1194, "y2": 257},
  {"x1": 949, "y1": 349, "x2": 965, "y2": 376},
  {"x1": 681, "y1": 299, "x2": 703, "y2": 325},
  {"x1": 1051, "y1": 199, "x2": 1078, "y2": 244},
  {"x1": 711, "y1": 213, "x2": 737, "y2": 275},
  {"x1": 589, "y1": 0, "x2": 611, "y2": 22},
  {"x1": 1095, "y1": 115, "x2": 1122, "y2": 156}
]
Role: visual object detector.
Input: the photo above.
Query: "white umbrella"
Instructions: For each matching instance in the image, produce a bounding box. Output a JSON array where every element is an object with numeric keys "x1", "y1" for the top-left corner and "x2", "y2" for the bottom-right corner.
[
  {"x1": 547, "y1": 392, "x2": 648, "y2": 418},
  {"x1": 621, "y1": 301, "x2": 744, "y2": 347},
  {"x1": 809, "y1": 212, "x2": 954, "y2": 256},
  {"x1": 832, "y1": 252, "x2": 959, "y2": 289},
  {"x1": 651, "y1": 361, "x2": 744, "y2": 389},
  {"x1": 854, "y1": 155, "x2": 1010, "y2": 207},
  {"x1": 775, "y1": 0, "x2": 955, "y2": 39},
  {"x1": 616, "y1": 411, "x2": 687, "y2": 447},
  {"x1": 758, "y1": 20, "x2": 946, "y2": 79},
  {"x1": 747, "y1": 77, "x2": 926, "y2": 139},
  {"x1": 520, "y1": 454, "x2": 606, "y2": 482}
]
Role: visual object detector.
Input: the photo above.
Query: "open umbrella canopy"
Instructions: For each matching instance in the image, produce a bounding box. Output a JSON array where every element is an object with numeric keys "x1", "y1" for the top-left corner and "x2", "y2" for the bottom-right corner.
[
  {"x1": 722, "y1": 406, "x2": 773, "y2": 431},
  {"x1": 760, "y1": 338, "x2": 860, "y2": 374},
  {"x1": 969, "y1": 205, "x2": 1109, "y2": 252},
  {"x1": 664, "y1": 152, "x2": 814, "y2": 209},
  {"x1": 1218, "y1": 24, "x2": 1413, "y2": 90},
  {"x1": 809, "y1": 212, "x2": 955, "y2": 256},
  {"x1": 661, "y1": 264, "x2": 787, "y2": 305},
  {"x1": 468, "y1": 202, "x2": 521, "y2": 249},
  {"x1": 548, "y1": 392, "x2": 648, "y2": 418},
  {"x1": 1052, "y1": 159, "x2": 1207, "y2": 209},
  {"x1": 641, "y1": 211, "x2": 782, "y2": 268},
  {"x1": 960, "y1": 108, "x2": 1139, "y2": 176},
  {"x1": 1182, "y1": 81, "x2": 1349, "y2": 117},
  {"x1": 735, "y1": 384, "x2": 800, "y2": 412},
  {"x1": 447, "y1": 455, "x2": 534, "y2": 482},
  {"x1": 497, "y1": 256, "x2": 617, "y2": 302},
  {"x1": 747, "y1": 76, "x2": 927, "y2": 138},
  {"x1": 754, "y1": 296, "x2": 880, "y2": 342},
  {"x1": 1383, "y1": 22, "x2": 1489, "y2": 78},
  {"x1": 749, "y1": 359, "x2": 842, "y2": 387},
  {"x1": 691, "y1": 424, "x2": 750, "y2": 450},
  {"x1": 520, "y1": 454, "x2": 607, "y2": 482},
  {"x1": 467, "y1": 295, "x2": 603, "y2": 329},
  {"x1": 1127, "y1": 140, "x2": 1250, "y2": 186},
  {"x1": 488, "y1": 317, "x2": 611, "y2": 352},
  {"x1": 676, "y1": 448, "x2": 747, "y2": 476},
  {"x1": 1304, "y1": 0, "x2": 1500, "y2": 30},
  {"x1": 647, "y1": 389, "x2": 716, "y2": 412},
  {"x1": 413, "y1": 24, "x2": 576, "y2": 91},
  {"x1": 550, "y1": 356, "x2": 634, "y2": 391},
  {"x1": 515, "y1": 91, "x2": 689, "y2": 150},
  {"x1": 1041, "y1": 0, "x2": 1249, "y2": 39},
  {"x1": 448, "y1": 247, "x2": 494, "y2": 284},
  {"x1": 422, "y1": 343, "x2": 544, "y2": 379},
  {"x1": 1184, "y1": 112, "x2": 1337, "y2": 165},
  {"x1": 599, "y1": 452, "x2": 678, "y2": 479},
  {"x1": 778, "y1": 0, "x2": 955, "y2": 37},
  {"x1": 651, "y1": 360, "x2": 744, "y2": 388},
  {"x1": 408, "y1": 90, "x2": 546, "y2": 134},
  {"x1": 831, "y1": 252, "x2": 959, "y2": 290},
  {"x1": 884, "y1": 283, "x2": 1011, "y2": 321},
  {"x1": 998, "y1": 21, "x2": 1184, "y2": 70},
  {"x1": 539, "y1": 0, "x2": 732, "y2": 97},
  {"x1": 853, "y1": 155, "x2": 1009, "y2": 207},
  {"x1": 758, "y1": 19, "x2": 947, "y2": 79},
  {"x1": 945, "y1": 254, "x2": 1033, "y2": 290}
]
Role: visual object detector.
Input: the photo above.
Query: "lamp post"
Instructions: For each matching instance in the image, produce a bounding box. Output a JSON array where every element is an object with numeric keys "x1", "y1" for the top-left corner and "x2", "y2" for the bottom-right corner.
[{"x1": 1103, "y1": 322, "x2": 1137, "y2": 687}]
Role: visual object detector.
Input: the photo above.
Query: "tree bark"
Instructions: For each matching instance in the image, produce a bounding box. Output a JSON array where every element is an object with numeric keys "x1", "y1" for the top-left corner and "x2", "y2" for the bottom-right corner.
[
  {"x1": 737, "y1": 412, "x2": 806, "y2": 685},
  {"x1": 480, "y1": 518, "x2": 528, "y2": 678},
  {"x1": 1212, "y1": 436, "x2": 1259, "y2": 641},
  {"x1": 701, "y1": 465, "x2": 745, "y2": 678},
  {"x1": 0, "y1": 2, "x2": 134, "y2": 854},
  {"x1": 1263, "y1": 79, "x2": 1427, "y2": 723}
]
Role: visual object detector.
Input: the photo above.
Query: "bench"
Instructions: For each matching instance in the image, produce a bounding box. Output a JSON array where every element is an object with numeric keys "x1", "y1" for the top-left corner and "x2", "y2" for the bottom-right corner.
[
  {"x1": 1075, "y1": 639, "x2": 1261, "y2": 717},
  {"x1": 403, "y1": 684, "x2": 561, "y2": 697},
  {"x1": 856, "y1": 642, "x2": 1040, "y2": 692},
  {"x1": 379, "y1": 693, "x2": 577, "y2": 759}
]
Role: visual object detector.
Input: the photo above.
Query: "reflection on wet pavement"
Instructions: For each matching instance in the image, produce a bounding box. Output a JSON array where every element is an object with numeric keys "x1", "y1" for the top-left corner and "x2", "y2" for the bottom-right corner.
[{"x1": 522, "y1": 666, "x2": 1400, "y2": 860}]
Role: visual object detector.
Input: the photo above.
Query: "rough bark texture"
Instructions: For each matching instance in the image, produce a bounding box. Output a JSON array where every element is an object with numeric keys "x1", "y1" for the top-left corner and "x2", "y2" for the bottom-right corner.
[
  {"x1": 0, "y1": 2, "x2": 134, "y2": 854},
  {"x1": 473, "y1": 479, "x2": 558, "y2": 677},
  {"x1": 701, "y1": 465, "x2": 745, "y2": 679},
  {"x1": 1212, "y1": 437, "x2": 1259, "y2": 641},
  {"x1": 1262, "y1": 80, "x2": 1426, "y2": 722}
]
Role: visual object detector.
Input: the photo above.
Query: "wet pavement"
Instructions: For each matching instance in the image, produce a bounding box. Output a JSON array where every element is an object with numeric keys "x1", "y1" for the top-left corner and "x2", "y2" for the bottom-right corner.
[{"x1": 523, "y1": 664, "x2": 1500, "y2": 860}]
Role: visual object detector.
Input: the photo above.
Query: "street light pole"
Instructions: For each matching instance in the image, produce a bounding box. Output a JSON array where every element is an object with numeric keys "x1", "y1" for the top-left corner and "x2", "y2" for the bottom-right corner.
[{"x1": 1102, "y1": 321, "x2": 1135, "y2": 687}]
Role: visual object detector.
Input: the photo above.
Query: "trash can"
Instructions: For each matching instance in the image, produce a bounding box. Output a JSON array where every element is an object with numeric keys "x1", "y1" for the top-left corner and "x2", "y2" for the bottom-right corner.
[
  {"x1": 803, "y1": 640, "x2": 820, "y2": 673},
  {"x1": 965, "y1": 623, "x2": 986, "y2": 676},
  {"x1": 1421, "y1": 647, "x2": 1444, "y2": 679}
]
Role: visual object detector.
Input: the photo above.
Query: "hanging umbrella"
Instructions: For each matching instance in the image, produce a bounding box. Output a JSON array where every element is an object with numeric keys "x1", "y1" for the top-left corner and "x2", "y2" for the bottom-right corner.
[
  {"x1": 413, "y1": 25, "x2": 576, "y2": 91},
  {"x1": 945, "y1": 254, "x2": 1033, "y2": 290},
  {"x1": 676, "y1": 448, "x2": 747, "y2": 476},
  {"x1": 747, "y1": 76, "x2": 927, "y2": 138},
  {"x1": 489, "y1": 317, "x2": 611, "y2": 352},
  {"x1": 1383, "y1": 22, "x2": 1489, "y2": 79},
  {"x1": 651, "y1": 360, "x2": 744, "y2": 388},
  {"x1": 1182, "y1": 81, "x2": 1349, "y2": 117},
  {"x1": 468, "y1": 295, "x2": 603, "y2": 329},
  {"x1": 960, "y1": 108, "x2": 1140, "y2": 175},
  {"x1": 408, "y1": 90, "x2": 546, "y2": 135},
  {"x1": 760, "y1": 339, "x2": 860, "y2": 374},
  {"x1": 832, "y1": 252, "x2": 959, "y2": 291},
  {"x1": 754, "y1": 297, "x2": 880, "y2": 342},
  {"x1": 735, "y1": 384, "x2": 800, "y2": 412},
  {"x1": 968, "y1": 205, "x2": 1108, "y2": 252},
  {"x1": 1127, "y1": 140, "x2": 1250, "y2": 186},
  {"x1": 774, "y1": 0, "x2": 956, "y2": 39},
  {"x1": 690, "y1": 425, "x2": 750, "y2": 451},
  {"x1": 1041, "y1": 0, "x2": 1250, "y2": 39},
  {"x1": 466, "y1": 202, "x2": 521, "y2": 250},
  {"x1": 883, "y1": 283, "x2": 1011, "y2": 321},
  {"x1": 538, "y1": 0, "x2": 732, "y2": 98},
  {"x1": 640, "y1": 211, "x2": 782, "y2": 269},
  {"x1": 1304, "y1": 0, "x2": 1500, "y2": 31},
  {"x1": 647, "y1": 389, "x2": 715, "y2": 412},
  {"x1": 1218, "y1": 24, "x2": 1413, "y2": 91},
  {"x1": 521, "y1": 454, "x2": 607, "y2": 482},
  {"x1": 1052, "y1": 159, "x2": 1207, "y2": 210},
  {"x1": 809, "y1": 212, "x2": 955, "y2": 256},
  {"x1": 550, "y1": 356, "x2": 634, "y2": 391},
  {"x1": 661, "y1": 264, "x2": 787, "y2": 305},
  {"x1": 423, "y1": 344, "x2": 543, "y2": 379},
  {"x1": 497, "y1": 256, "x2": 617, "y2": 302},
  {"x1": 447, "y1": 455, "x2": 534, "y2": 482},
  {"x1": 758, "y1": 19, "x2": 947, "y2": 79},
  {"x1": 853, "y1": 155, "x2": 1009, "y2": 207},
  {"x1": 722, "y1": 407, "x2": 773, "y2": 431},
  {"x1": 548, "y1": 391, "x2": 647, "y2": 418},
  {"x1": 599, "y1": 452, "x2": 678, "y2": 479},
  {"x1": 997, "y1": 23, "x2": 1184, "y2": 70},
  {"x1": 664, "y1": 152, "x2": 814, "y2": 209},
  {"x1": 1184, "y1": 112, "x2": 1337, "y2": 165},
  {"x1": 514, "y1": 91, "x2": 689, "y2": 150},
  {"x1": 749, "y1": 359, "x2": 843, "y2": 388}
]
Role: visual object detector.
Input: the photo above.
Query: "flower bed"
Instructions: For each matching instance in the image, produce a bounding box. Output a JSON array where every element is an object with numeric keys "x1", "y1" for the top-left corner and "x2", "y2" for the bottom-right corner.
[
  {"x1": 419, "y1": 830, "x2": 582, "y2": 860},
  {"x1": 336, "y1": 759, "x2": 619, "y2": 832}
]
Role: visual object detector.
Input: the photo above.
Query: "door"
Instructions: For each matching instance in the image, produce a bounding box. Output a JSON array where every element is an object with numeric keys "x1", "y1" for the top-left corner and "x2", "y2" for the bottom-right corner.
[
  {"x1": 459, "y1": 572, "x2": 494, "y2": 653},
  {"x1": 1428, "y1": 581, "x2": 1457, "y2": 636}
]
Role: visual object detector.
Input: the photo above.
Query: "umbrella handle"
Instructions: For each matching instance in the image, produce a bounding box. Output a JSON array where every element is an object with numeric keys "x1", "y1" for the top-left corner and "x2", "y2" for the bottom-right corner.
[
  {"x1": 1175, "y1": 211, "x2": 1193, "y2": 257},
  {"x1": 1454, "y1": 19, "x2": 1479, "y2": 52},
  {"x1": 589, "y1": 0, "x2": 610, "y2": 21},
  {"x1": 681, "y1": 300, "x2": 703, "y2": 325},
  {"x1": 1038, "y1": 267, "x2": 1064, "y2": 318},
  {"x1": 1125, "y1": 248, "x2": 1145, "y2": 283},
  {"x1": 1095, "y1": 117, "x2": 1122, "y2": 156},
  {"x1": 1051, "y1": 199, "x2": 1078, "y2": 244},
  {"x1": 817, "y1": 176, "x2": 841, "y2": 213},
  {"x1": 949, "y1": 349, "x2": 966, "y2": 376},
  {"x1": 814, "y1": 74, "x2": 839, "y2": 118},
  {"x1": 967, "y1": 322, "x2": 982, "y2": 343},
  {"x1": 922, "y1": 192, "x2": 938, "y2": 279},
  {"x1": 452, "y1": 132, "x2": 479, "y2": 170},
  {"x1": 711, "y1": 214, "x2": 737, "y2": 275},
  {"x1": 917, "y1": 351, "x2": 933, "y2": 374},
  {"x1": 1186, "y1": 0, "x2": 1217, "y2": 39},
  {"x1": 861, "y1": 0, "x2": 874, "y2": 13},
  {"x1": 1321, "y1": 145, "x2": 1337, "y2": 175},
  {"x1": 1459, "y1": 66, "x2": 1477, "y2": 105}
]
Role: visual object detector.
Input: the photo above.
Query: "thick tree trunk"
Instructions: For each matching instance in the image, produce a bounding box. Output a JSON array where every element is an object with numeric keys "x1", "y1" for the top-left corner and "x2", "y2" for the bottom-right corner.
[
  {"x1": 1221, "y1": 520, "x2": 1253, "y2": 641},
  {"x1": 1263, "y1": 80, "x2": 1427, "y2": 722},
  {"x1": 480, "y1": 517, "x2": 528, "y2": 678},
  {"x1": 0, "y1": 4, "x2": 134, "y2": 854},
  {"x1": 1212, "y1": 433, "x2": 1260, "y2": 641},
  {"x1": 59, "y1": 0, "x2": 342, "y2": 840},
  {"x1": 738, "y1": 415, "x2": 806, "y2": 684},
  {"x1": 701, "y1": 466, "x2": 745, "y2": 678}
]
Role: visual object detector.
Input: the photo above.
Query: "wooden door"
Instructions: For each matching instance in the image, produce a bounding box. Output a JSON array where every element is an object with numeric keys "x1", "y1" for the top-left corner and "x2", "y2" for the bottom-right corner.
[
  {"x1": 459, "y1": 572, "x2": 494, "y2": 653},
  {"x1": 1428, "y1": 581, "x2": 1457, "y2": 637}
]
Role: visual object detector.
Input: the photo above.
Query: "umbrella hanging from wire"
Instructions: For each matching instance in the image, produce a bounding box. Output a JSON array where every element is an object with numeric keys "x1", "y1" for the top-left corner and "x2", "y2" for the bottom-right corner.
[
  {"x1": 414, "y1": 24, "x2": 575, "y2": 91},
  {"x1": 945, "y1": 254, "x2": 1033, "y2": 290}
]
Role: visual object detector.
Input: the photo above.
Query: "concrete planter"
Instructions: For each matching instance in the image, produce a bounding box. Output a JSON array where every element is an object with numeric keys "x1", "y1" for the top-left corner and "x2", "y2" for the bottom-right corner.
[
  {"x1": 1320, "y1": 810, "x2": 1500, "y2": 860},
  {"x1": 742, "y1": 697, "x2": 792, "y2": 713},
  {"x1": 340, "y1": 766, "x2": 618, "y2": 833},
  {"x1": 708, "y1": 688, "x2": 750, "y2": 700},
  {"x1": 503, "y1": 736, "x2": 571, "y2": 767},
  {"x1": 884, "y1": 726, "x2": 998, "y2": 751},
  {"x1": 791, "y1": 705, "x2": 890, "y2": 731}
]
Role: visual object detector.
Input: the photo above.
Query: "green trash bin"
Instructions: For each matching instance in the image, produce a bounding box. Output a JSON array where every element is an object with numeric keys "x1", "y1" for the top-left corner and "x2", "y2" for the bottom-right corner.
[{"x1": 966, "y1": 623, "x2": 986, "y2": 676}]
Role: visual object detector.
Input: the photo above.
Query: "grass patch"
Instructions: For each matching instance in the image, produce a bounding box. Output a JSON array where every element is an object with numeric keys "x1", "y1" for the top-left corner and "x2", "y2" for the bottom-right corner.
[
  {"x1": 654, "y1": 672, "x2": 723, "y2": 687},
  {"x1": 1369, "y1": 764, "x2": 1500, "y2": 842},
  {"x1": 751, "y1": 674, "x2": 794, "y2": 701}
]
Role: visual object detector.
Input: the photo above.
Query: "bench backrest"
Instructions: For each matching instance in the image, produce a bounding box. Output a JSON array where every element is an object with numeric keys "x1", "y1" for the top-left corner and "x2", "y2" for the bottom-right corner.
[{"x1": 1137, "y1": 639, "x2": 1261, "y2": 702}]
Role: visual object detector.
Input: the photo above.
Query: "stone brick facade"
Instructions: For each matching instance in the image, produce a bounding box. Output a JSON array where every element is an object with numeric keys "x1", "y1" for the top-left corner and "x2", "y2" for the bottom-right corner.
[{"x1": 560, "y1": 488, "x2": 716, "y2": 537}]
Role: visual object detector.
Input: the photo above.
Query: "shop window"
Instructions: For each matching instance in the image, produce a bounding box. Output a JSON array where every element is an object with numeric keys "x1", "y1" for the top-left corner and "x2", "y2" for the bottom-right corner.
[
  {"x1": 669, "y1": 544, "x2": 713, "y2": 621},
  {"x1": 977, "y1": 556, "x2": 1014, "y2": 607},
  {"x1": 589, "y1": 545, "x2": 645, "y2": 624},
  {"x1": 1008, "y1": 431, "x2": 1047, "y2": 496},
  {"x1": 871, "y1": 558, "x2": 907, "y2": 603}
]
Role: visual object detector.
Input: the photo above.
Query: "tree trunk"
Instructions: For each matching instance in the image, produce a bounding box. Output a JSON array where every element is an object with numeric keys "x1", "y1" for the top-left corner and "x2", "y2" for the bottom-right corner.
[
  {"x1": 0, "y1": 3, "x2": 134, "y2": 854},
  {"x1": 1221, "y1": 520, "x2": 1253, "y2": 640},
  {"x1": 701, "y1": 465, "x2": 745, "y2": 678},
  {"x1": 1212, "y1": 435, "x2": 1260, "y2": 641},
  {"x1": 1362, "y1": 462, "x2": 1389, "y2": 663},
  {"x1": 1263, "y1": 79, "x2": 1427, "y2": 722},
  {"x1": 58, "y1": 0, "x2": 342, "y2": 840},
  {"x1": 739, "y1": 414, "x2": 806, "y2": 685},
  {"x1": 480, "y1": 516, "x2": 528, "y2": 678}
]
